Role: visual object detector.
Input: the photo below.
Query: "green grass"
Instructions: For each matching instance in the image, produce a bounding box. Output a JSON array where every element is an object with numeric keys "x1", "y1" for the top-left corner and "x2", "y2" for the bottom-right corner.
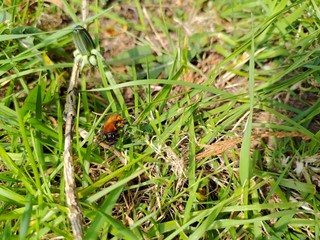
[{"x1": 1, "y1": 0, "x2": 320, "y2": 239}]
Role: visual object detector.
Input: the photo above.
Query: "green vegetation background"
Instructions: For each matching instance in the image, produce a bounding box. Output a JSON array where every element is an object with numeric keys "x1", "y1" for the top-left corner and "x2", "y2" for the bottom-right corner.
[{"x1": 0, "y1": 0, "x2": 319, "y2": 239}]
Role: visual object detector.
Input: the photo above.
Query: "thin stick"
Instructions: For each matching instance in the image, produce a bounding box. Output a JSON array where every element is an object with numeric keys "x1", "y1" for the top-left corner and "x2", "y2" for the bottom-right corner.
[
  {"x1": 63, "y1": 1, "x2": 90, "y2": 238},
  {"x1": 82, "y1": 0, "x2": 89, "y2": 27},
  {"x1": 63, "y1": 61, "x2": 83, "y2": 240}
]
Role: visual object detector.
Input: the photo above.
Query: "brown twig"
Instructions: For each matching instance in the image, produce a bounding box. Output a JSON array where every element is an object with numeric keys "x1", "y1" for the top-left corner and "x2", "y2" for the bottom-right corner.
[
  {"x1": 195, "y1": 131, "x2": 311, "y2": 160},
  {"x1": 62, "y1": 1, "x2": 90, "y2": 238},
  {"x1": 63, "y1": 61, "x2": 83, "y2": 239},
  {"x1": 82, "y1": 0, "x2": 89, "y2": 27}
]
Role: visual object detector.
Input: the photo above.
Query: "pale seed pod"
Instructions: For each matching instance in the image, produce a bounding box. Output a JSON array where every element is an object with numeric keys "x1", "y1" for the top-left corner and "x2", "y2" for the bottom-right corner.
[{"x1": 89, "y1": 55, "x2": 97, "y2": 66}]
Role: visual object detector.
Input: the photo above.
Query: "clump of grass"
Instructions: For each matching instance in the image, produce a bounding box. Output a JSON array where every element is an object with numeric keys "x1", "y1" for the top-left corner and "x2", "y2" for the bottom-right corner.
[{"x1": 0, "y1": 0, "x2": 319, "y2": 239}]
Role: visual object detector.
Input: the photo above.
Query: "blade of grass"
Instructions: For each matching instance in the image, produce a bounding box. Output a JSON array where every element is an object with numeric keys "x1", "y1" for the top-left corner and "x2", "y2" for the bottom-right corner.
[
  {"x1": 19, "y1": 194, "x2": 32, "y2": 240},
  {"x1": 239, "y1": 22, "x2": 255, "y2": 185}
]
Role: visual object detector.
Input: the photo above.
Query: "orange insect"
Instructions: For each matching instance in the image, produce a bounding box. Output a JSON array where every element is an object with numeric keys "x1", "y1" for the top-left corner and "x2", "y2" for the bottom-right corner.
[{"x1": 102, "y1": 115, "x2": 125, "y2": 144}]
